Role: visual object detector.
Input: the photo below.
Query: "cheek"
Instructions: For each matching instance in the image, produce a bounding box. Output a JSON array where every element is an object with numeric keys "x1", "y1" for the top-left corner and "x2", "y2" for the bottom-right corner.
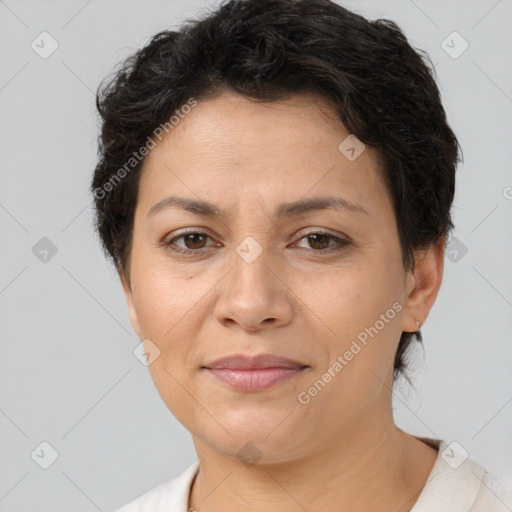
[
  {"x1": 307, "y1": 249, "x2": 405, "y2": 382},
  {"x1": 312, "y1": 257, "x2": 403, "y2": 334},
  {"x1": 129, "y1": 257, "x2": 223, "y2": 381},
  {"x1": 300, "y1": 269, "x2": 403, "y2": 423},
  {"x1": 131, "y1": 255, "x2": 198, "y2": 337},
  {"x1": 131, "y1": 267, "x2": 203, "y2": 419}
]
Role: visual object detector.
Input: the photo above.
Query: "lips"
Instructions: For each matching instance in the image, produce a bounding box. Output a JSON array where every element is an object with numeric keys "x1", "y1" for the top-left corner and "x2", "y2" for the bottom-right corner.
[
  {"x1": 203, "y1": 354, "x2": 309, "y2": 391},
  {"x1": 204, "y1": 353, "x2": 307, "y2": 370}
]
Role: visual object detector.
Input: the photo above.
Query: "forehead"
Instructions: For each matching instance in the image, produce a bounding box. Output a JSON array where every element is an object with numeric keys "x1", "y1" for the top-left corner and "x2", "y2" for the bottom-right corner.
[{"x1": 136, "y1": 90, "x2": 389, "y2": 220}]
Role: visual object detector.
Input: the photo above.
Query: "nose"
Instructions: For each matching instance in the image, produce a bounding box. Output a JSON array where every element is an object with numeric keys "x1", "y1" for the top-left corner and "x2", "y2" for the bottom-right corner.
[{"x1": 213, "y1": 240, "x2": 294, "y2": 332}]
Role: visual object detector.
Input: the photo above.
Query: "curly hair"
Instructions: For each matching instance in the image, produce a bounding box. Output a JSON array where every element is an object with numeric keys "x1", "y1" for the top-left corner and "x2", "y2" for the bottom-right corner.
[{"x1": 91, "y1": 0, "x2": 462, "y2": 384}]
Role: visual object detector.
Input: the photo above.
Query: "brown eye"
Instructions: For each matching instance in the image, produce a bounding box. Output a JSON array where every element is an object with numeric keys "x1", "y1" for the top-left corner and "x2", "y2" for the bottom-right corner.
[
  {"x1": 306, "y1": 234, "x2": 331, "y2": 250},
  {"x1": 181, "y1": 233, "x2": 208, "y2": 249},
  {"x1": 165, "y1": 231, "x2": 216, "y2": 253},
  {"x1": 294, "y1": 231, "x2": 350, "y2": 253}
]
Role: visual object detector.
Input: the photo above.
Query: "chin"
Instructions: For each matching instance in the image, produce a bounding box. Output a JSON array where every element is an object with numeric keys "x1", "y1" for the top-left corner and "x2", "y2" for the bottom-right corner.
[{"x1": 194, "y1": 409, "x2": 301, "y2": 457}]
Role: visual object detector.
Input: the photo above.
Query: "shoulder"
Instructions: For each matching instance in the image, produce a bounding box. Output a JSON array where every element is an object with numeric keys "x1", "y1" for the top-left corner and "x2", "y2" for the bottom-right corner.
[
  {"x1": 113, "y1": 461, "x2": 199, "y2": 512},
  {"x1": 472, "y1": 469, "x2": 512, "y2": 511},
  {"x1": 412, "y1": 438, "x2": 512, "y2": 512}
]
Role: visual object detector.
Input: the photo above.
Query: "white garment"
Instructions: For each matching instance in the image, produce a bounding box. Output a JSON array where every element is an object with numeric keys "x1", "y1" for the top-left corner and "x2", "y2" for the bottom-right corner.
[{"x1": 114, "y1": 438, "x2": 512, "y2": 511}]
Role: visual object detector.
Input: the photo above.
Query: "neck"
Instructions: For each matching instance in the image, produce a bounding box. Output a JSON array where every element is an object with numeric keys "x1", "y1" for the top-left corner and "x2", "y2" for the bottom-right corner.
[{"x1": 188, "y1": 417, "x2": 438, "y2": 512}]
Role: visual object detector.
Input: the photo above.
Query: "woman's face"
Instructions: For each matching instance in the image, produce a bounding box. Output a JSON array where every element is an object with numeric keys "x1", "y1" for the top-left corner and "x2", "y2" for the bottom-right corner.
[{"x1": 121, "y1": 90, "x2": 428, "y2": 463}]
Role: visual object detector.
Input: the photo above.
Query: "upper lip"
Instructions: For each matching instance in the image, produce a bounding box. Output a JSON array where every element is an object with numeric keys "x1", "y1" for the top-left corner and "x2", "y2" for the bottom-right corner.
[{"x1": 203, "y1": 354, "x2": 308, "y2": 370}]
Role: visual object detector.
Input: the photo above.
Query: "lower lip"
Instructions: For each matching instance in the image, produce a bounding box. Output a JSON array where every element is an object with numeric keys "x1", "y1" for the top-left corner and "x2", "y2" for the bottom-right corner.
[{"x1": 205, "y1": 367, "x2": 306, "y2": 391}]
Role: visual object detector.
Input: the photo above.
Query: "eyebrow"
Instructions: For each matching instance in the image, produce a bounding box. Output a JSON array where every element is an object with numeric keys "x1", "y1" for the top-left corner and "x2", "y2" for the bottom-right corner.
[{"x1": 147, "y1": 195, "x2": 369, "y2": 220}]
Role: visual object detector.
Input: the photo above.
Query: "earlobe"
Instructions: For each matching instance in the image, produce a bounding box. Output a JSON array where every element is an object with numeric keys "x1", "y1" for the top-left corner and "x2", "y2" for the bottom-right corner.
[{"x1": 402, "y1": 237, "x2": 445, "y2": 333}]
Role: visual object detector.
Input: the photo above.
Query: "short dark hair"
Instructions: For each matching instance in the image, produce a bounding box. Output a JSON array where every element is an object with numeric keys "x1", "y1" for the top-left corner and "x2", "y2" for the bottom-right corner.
[{"x1": 91, "y1": 0, "x2": 462, "y2": 384}]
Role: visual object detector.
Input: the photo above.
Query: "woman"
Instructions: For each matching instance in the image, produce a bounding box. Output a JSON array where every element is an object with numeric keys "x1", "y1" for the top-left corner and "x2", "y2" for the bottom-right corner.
[{"x1": 91, "y1": 0, "x2": 510, "y2": 510}]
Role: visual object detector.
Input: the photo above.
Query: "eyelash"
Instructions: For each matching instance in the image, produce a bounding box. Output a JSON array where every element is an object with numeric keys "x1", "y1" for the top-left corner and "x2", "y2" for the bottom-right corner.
[{"x1": 163, "y1": 229, "x2": 350, "y2": 255}]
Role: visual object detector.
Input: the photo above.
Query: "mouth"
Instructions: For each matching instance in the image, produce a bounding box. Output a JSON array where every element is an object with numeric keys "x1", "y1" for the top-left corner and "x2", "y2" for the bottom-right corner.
[{"x1": 202, "y1": 353, "x2": 309, "y2": 392}]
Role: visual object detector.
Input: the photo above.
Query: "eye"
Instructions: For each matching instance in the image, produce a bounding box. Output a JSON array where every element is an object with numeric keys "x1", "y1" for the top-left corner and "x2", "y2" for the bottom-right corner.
[
  {"x1": 162, "y1": 229, "x2": 350, "y2": 255},
  {"x1": 164, "y1": 230, "x2": 217, "y2": 254},
  {"x1": 292, "y1": 231, "x2": 350, "y2": 252}
]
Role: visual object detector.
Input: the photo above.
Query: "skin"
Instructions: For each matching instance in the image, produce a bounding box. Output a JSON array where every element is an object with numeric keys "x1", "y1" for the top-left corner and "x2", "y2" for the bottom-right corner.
[{"x1": 120, "y1": 90, "x2": 445, "y2": 511}]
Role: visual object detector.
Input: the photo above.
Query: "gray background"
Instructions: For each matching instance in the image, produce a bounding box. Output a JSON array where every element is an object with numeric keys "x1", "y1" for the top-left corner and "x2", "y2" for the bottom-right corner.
[{"x1": 1, "y1": 0, "x2": 511, "y2": 510}]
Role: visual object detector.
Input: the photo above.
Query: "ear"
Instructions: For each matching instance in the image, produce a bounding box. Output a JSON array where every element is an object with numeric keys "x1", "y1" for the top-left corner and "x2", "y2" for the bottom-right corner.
[
  {"x1": 118, "y1": 265, "x2": 142, "y2": 339},
  {"x1": 402, "y1": 237, "x2": 445, "y2": 333}
]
